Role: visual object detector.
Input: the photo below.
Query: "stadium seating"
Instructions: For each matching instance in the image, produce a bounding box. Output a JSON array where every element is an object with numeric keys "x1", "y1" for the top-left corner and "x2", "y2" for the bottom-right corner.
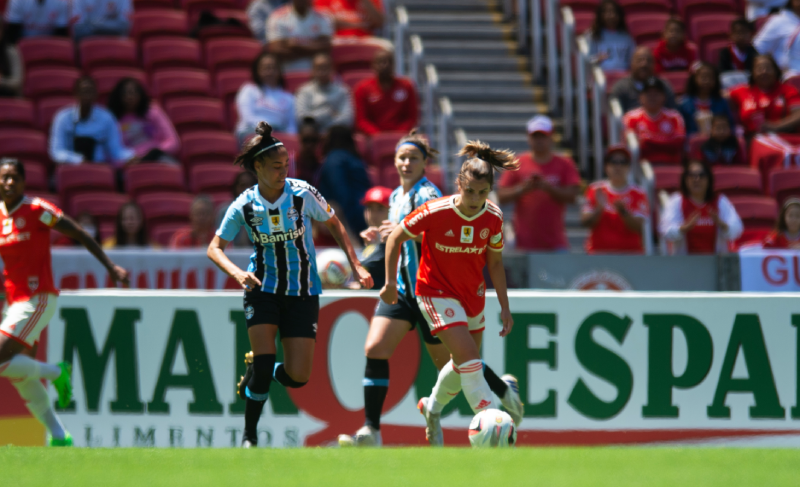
[
  {"x1": 36, "y1": 96, "x2": 74, "y2": 131},
  {"x1": 728, "y1": 195, "x2": 778, "y2": 229},
  {"x1": 91, "y1": 68, "x2": 149, "y2": 102},
  {"x1": 0, "y1": 99, "x2": 36, "y2": 129},
  {"x1": 369, "y1": 131, "x2": 407, "y2": 168},
  {"x1": 79, "y1": 37, "x2": 138, "y2": 70},
  {"x1": 24, "y1": 68, "x2": 80, "y2": 100},
  {"x1": 342, "y1": 70, "x2": 373, "y2": 91},
  {"x1": 56, "y1": 165, "x2": 116, "y2": 211},
  {"x1": 660, "y1": 70, "x2": 691, "y2": 96},
  {"x1": 204, "y1": 38, "x2": 262, "y2": 73},
  {"x1": 137, "y1": 192, "x2": 194, "y2": 227},
  {"x1": 165, "y1": 98, "x2": 228, "y2": 133},
  {"x1": 769, "y1": 168, "x2": 800, "y2": 205},
  {"x1": 331, "y1": 39, "x2": 388, "y2": 72},
  {"x1": 689, "y1": 13, "x2": 737, "y2": 51},
  {"x1": 382, "y1": 165, "x2": 400, "y2": 188},
  {"x1": 194, "y1": 10, "x2": 252, "y2": 40},
  {"x1": 71, "y1": 192, "x2": 130, "y2": 225},
  {"x1": 677, "y1": 0, "x2": 737, "y2": 19},
  {"x1": 180, "y1": 131, "x2": 238, "y2": 167},
  {"x1": 713, "y1": 166, "x2": 762, "y2": 196},
  {"x1": 285, "y1": 72, "x2": 312, "y2": 93},
  {"x1": 18, "y1": 38, "x2": 75, "y2": 69},
  {"x1": 626, "y1": 13, "x2": 670, "y2": 45},
  {"x1": 653, "y1": 166, "x2": 683, "y2": 193},
  {"x1": 141, "y1": 38, "x2": 204, "y2": 71},
  {"x1": 181, "y1": 0, "x2": 237, "y2": 18},
  {"x1": 125, "y1": 164, "x2": 186, "y2": 198},
  {"x1": 151, "y1": 69, "x2": 213, "y2": 104},
  {"x1": 215, "y1": 69, "x2": 251, "y2": 105},
  {"x1": 189, "y1": 165, "x2": 243, "y2": 193},
  {"x1": 22, "y1": 162, "x2": 48, "y2": 191},
  {"x1": 150, "y1": 222, "x2": 187, "y2": 246},
  {"x1": 132, "y1": 11, "x2": 190, "y2": 43},
  {"x1": 616, "y1": 0, "x2": 671, "y2": 14},
  {"x1": 702, "y1": 39, "x2": 730, "y2": 65},
  {"x1": 0, "y1": 129, "x2": 49, "y2": 165}
]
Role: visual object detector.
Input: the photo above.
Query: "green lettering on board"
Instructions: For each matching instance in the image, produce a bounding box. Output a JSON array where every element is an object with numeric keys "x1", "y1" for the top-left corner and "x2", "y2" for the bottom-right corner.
[
  {"x1": 642, "y1": 314, "x2": 713, "y2": 418},
  {"x1": 148, "y1": 310, "x2": 223, "y2": 414},
  {"x1": 568, "y1": 311, "x2": 633, "y2": 420},
  {"x1": 504, "y1": 313, "x2": 557, "y2": 417},
  {"x1": 707, "y1": 314, "x2": 785, "y2": 419},
  {"x1": 61, "y1": 308, "x2": 144, "y2": 413}
]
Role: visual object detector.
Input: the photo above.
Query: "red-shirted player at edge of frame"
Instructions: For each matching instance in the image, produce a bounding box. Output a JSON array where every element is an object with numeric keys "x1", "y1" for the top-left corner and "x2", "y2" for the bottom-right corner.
[
  {"x1": 0, "y1": 158, "x2": 129, "y2": 446},
  {"x1": 380, "y1": 141, "x2": 520, "y2": 446}
]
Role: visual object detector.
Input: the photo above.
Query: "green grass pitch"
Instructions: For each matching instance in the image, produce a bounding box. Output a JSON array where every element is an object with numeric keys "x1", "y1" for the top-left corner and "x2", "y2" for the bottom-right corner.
[{"x1": 2, "y1": 447, "x2": 798, "y2": 486}]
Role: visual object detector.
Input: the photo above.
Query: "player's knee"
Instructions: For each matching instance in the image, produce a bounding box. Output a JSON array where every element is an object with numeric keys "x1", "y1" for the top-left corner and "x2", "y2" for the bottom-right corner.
[{"x1": 282, "y1": 372, "x2": 309, "y2": 388}]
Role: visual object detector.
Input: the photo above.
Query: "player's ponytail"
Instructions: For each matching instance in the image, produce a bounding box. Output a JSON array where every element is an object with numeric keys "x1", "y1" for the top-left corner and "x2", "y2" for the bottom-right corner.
[
  {"x1": 233, "y1": 121, "x2": 286, "y2": 173},
  {"x1": 457, "y1": 140, "x2": 519, "y2": 187},
  {"x1": 396, "y1": 129, "x2": 439, "y2": 161}
]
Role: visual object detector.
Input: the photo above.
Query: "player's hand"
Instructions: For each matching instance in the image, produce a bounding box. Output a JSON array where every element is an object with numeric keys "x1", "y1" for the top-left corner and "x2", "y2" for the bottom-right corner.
[
  {"x1": 613, "y1": 199, "x2": 627, "y2": 214},
  {"x1": 380, "y1": 283, "x2": 398, "y2": 304},
  {"x1": 499, "y1": 307, "x2": 514, "y2": 337},
  {"x1": 708, "y1": 208, "x2": 729, "y2": 231},
  {"x1": 235, "y1": 270, "x2": 262, "y2": 291},
  {"x1": 354, "y1": 264, "x2": 373, "y2": 289},
  {"x1": 109, "y1": 265, "x2": 130, "y2": 287},
  {"x1": 360, "y1": 227, "x2": 380, "y2": 245},
  {"x1": 378, "y1": 220, "x2": 397, "y2": 242}
]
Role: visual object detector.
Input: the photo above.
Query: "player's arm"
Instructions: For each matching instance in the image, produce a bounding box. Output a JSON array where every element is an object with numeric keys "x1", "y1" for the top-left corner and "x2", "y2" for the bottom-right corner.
[
  {"x1": 380, "y1": 224, "x2": 413, "y2": 304},
  {"x1": 53, "y1": 216, "x2": 129, "y2": 285},
  {"x1": 324, "y1": 214, "x2": 373, "y2": 289},
  {"x1": 487, "y1": 242, "x2": 513, "y2": 338},
  {"x1": 207, "y1": 235, "x2": 261, "y2": 291}
]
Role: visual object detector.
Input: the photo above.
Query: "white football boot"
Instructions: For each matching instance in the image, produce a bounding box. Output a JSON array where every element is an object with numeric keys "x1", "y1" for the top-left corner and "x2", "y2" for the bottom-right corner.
[
  {"x1": 417, "y1": 397, "x2": 444, "y2": 447},
  {"x1": 500, "y1": 374, "x2": 524, "y2": 427},
  {"x1": 338, "y1": 425, "x2": 382, "y2": 447}
]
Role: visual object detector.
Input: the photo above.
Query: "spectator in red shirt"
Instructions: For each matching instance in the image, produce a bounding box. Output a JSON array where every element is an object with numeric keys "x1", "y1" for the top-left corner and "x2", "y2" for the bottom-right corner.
[
  {"x1": 729, "y1": 54, "x2": 800, "y2": 137},
  {"x1": 314, "y1": 0, "x2": 384, "y2": 37},
  {"x1": 170, "y1": 195, "x2": 216, "y2": 248},
  {"x1": 762, "y1": 198, "x2": 800, "y2": 249},
  {"x1": 497, "y1": 115, "x2": 580, "y2": 251},
  {"x1": 581, "y1": 145, "x2": 649, "y2": 253},
  {"x1": 353, "y1": 49, "x2": 418, "y2": 135},
  {"x1": 653, "y1": 18, "x2": 697, "y2": 73},
  {"x1": 623, "y1": 77, "x2": 686, "y2": 165}
]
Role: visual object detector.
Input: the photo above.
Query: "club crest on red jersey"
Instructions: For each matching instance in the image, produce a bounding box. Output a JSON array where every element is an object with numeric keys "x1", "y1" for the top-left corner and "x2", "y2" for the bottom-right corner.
[
  {"x1": 28, "y1": 276, "x2": 39, "y2": 292},
  {"x1": 480, "y1": 228, "x2": 489, "y2": 239}
]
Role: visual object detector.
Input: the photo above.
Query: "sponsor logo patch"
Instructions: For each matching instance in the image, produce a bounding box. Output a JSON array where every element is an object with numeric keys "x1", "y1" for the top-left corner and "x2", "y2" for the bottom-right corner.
[
  {"x1": 435, "y1": 242, "x2": 485, "y2": 254},
  {"x1": 2, "y1": 218, "x2": 11, "y2": 235},
  {"x1": 39, "y1": 211, "x2": 54, "y2": 226},
  {"x1": 15, "y1": 218, "x2": 25, "y2": 229},
  {"x1": 461, "y1": 226, "x2": 474, "y2": 244},
  {"x1": 28, "y1": 276, "x2": 39, "y2": 292},
  {"x1": 287, "y1": 207, "x2": 299, "y2": 222},
  {"x1": 444, "y1": 308, "x2": 455, "y2": 318},
  {"x1": 445, "y1": 229, "x2": 455, "y2": 237},
  {"x1": 249, "y1": 216, "x2": 263, "y2": 226},
  {"x1": 245, "y1": 306, "x2": 255, "y2": 320}
]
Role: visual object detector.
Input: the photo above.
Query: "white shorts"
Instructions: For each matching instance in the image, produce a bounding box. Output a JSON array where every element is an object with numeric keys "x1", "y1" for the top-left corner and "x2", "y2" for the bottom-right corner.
[
  {"x1": 416, "y1": 296, "x2": 485, "y2": 336},
  {"x1": 0, "y1": 294, "x2": 58, "y2": 348}
]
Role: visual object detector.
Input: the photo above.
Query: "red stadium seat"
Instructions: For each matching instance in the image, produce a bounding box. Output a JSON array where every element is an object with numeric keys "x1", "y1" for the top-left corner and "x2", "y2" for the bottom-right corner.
[
  {"x1": 180, "y1": 131, "x2": 238, "y2": 167},
  {"x1": 204, "y1": 38, "x2": 262, "y2": 73},
  {"x1": 660, "y1": 70, "x2": 691, "y2": 96},
  {"x1": 653, "y1": 166, "x2": 683, "y2": 193},
  {"x1": 21, "y1": 162, "x2": 48, "y2": 191},
  {"x1": 124, "y1": 163, "x2": 186, "y2": 198},
  {"x1": 36, "y1": 96, "x2": 74, "y2": 131},
  {"x1": 189, "y1": 165, "x2": 244, "y2": 193},
  {"x1": 142, "y1": 37, "x2": 204, "y2": 71},
  {"x1": 132, "y1": 11, "x2": 189, "y2": 43},
  {"x1": 381, "y1": 164, "x2": 399, "y2": 188},
  {"x1": 713, "y1": 166, "x2": 762, "y2": 196},
  {"x1": 369, "y1": 131, "x2": 406, "y2": 168},
  {"x1": 627, "y1": 13, "x2": 670, "y2": 45},
  {"x1": 769, "y1": 168, "x2": 800, "y2": 205},
  {"x1": 703, "y1": 39, "x2": 732, "y2": 65},
  {"x1": 689, "y1": 13, "x2": 737, "y2": 47},
  {"x1": 215, "y1": 68, "x2": 251, "y2": 104},
  {"x1": 285, "y1": 72, "x2": 311, "y2": 94},
  {"x1": 79, "y1": 37, "x2": 138, "y2": 71},
  {"x1": 56, "y1": 165, "x2": 116, "y2": 210},
  {"x1": 354, "y1": 133, "x2": 369, "y2": 159},
  {"x1": 616, "y1": 0, "x2": 672, "y2": 14},
  {"x1": 91, "y1": 68, "x2": 148, "y2": 103},
  {"x1": 24, "y1": 68, "x2": 80, "y2": 99},
  {"x1": 18, "y1": 38, "x2": 75, "y2": 68},
  {"x1": 70, "y1": 192, "x2": 130, "y2": 224},
  {"x1": 341, "y1": 70, "x2": 372, "y2": 91},
  {"x1": 0, "y1": 99, "x2": 36, "y2": 129},
  {"x1": 180, "y1": 0, "x2": 236, "y2": 18},
  {"x1": 0, "y1": 129, "x2": 49, "y2": 165},
  {"x1": 137, "y1": 192, "x2": 194, "y2": 227},
  {"x1": 331, "y1": 38, "x2": 389, "y2": 73},
  {"x1": 728, "y1": 195, "x2": 778, "y2": 229},
  {"x1": 677, "y1": 0, "x2": 737, "y2": 19},
  {"x1": 165, "y1": 98, "x2": 228, "y2": 133},
  {"x1": 150, "y1": 69, "x2": 213, "y2": 104},
  {"x1": 194, "y1": 9, "x2": 252, "y2": 40}
]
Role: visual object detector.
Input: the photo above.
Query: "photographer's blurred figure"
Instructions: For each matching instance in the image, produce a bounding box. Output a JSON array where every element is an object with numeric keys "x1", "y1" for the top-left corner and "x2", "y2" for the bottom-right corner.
[{"x1": 358, "y1": 186, "x2": 392, "y2": 289}]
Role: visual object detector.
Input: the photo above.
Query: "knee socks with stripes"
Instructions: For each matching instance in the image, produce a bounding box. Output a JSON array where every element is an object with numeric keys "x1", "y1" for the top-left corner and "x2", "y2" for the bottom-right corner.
[{"x1": 363, "y1": 358, "x2": 389, "y2": 430}]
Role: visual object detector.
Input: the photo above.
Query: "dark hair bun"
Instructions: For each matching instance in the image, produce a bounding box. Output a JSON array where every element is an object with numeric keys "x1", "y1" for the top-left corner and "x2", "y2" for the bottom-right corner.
[{"x1": 255, "y1": 121, "x2": 273, "y2": 137}]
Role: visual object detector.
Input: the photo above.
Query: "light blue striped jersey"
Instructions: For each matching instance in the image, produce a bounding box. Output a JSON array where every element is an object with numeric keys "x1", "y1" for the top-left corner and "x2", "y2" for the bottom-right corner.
[
  {"x1": 216, "y1": 179, "x2": 334, "y2": 296},
  {"x1": 388, "y1": 177, "x2": 441, "y2": 297}
]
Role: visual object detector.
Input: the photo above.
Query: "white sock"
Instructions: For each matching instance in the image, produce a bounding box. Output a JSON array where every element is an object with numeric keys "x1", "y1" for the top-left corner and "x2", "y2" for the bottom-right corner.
[
  {"x1": 0, "y1": 354, "x2": 61, "y2": 381},
  {"x1": 429, "y1": 360, "x2": 462, "y2": 414},
  {"x1": 13, "y1": 377, "x2": 66, "y2": 440},
  {"x1": 458, "y1": 359, "x2": 494, "y2": 413}
]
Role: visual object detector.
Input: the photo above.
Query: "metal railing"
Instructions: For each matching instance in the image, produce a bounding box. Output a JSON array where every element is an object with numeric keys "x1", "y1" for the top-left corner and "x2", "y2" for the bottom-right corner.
[
  {"x1": 394, "y1": 6, "x2": 408, "y2": 76},
  {"x1": 409, "y1": 35, "x2": 424, "y2": 90},
  {"x1": 531, "y1": 0, "x2": 543, "y2": 82},
  {"x1": 608, "y1": 97, "x2": 623, "y2": 146},
  {"x1": 424, "y1": 64, "x2": 438, "y2": 142},
  {"x1": 590, "y1": 65, "x2": 605, "y2": 180},
  {"x1": 439, "y1": 97, "x2": 455, "y2": 194},
  {"x1": 561, "y1": 6, "x2": 574, "y2": 143},
  {"x1": 545, "y1": 0, "x2": 558, "y2": 113},
  {"x1": 626, "y1": 131, "x2": 654, "y2": 256},
  {"x1": 574, "y1": 36, "x2": 590, "y2": 174}
]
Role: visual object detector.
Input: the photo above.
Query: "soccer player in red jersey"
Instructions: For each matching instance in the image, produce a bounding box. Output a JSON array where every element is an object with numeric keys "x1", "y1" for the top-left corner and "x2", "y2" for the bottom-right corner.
[
  {"x1": 0, "y1": 158, "x2": 129, "y2": 446},
  {"x1": 381, "y1": 141, "x2": 520, "y2": 445},
  {"x1": 763, "y1": 198, "x2": 800, "y2": 249}
]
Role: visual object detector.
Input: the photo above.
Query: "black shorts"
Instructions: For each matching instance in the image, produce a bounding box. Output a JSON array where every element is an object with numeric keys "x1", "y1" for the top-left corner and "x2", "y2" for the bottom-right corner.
[
  {"x1": 374, "y1": 291, "x2": 441, "y2": 345},
  {"x1": 243, "y1": 291, "x2": 319, "y2": 340}
]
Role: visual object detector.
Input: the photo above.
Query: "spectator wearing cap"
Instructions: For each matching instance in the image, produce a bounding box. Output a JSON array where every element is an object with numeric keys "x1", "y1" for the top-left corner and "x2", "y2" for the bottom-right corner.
[
  {"x1": 753, "y1": 0, "x2": 800, "y2": 74},
  {"x1": 762, "y1": 198, "x2": 800, "y2": 249},
  {"x1": 296, "y1": 53, "x2": 354, "y2": 131},
  {"x1": 497, "y1": 115, "x2": 581, "y2": 252},
  {"x1": 70, "y1": 0, "x2": 132, "y2": 42},
  {"x1": 266, "y1": 0, "x2": 333, "y2": 73},
  {"x1": 317, "y1": 124, "x2": 372, "y2": 233},
  {"x1": 611, "y1": 47, "x2": 677, "y2": 113},
  {"x1": 623, "y1": 77, "x2": 686, "y2": 165},
  {"x1": 581, "y1": 145, "x2": 649, "y2": 254},
  {"x1": 314, "y1": 0, "x2": 384, "y2": 37},
  {"x1": 353, "y1": 49, "x2": 418, "y2": 136},
  {"x1": 358, "y1": 186, "x2": 392, "y2": 289}
]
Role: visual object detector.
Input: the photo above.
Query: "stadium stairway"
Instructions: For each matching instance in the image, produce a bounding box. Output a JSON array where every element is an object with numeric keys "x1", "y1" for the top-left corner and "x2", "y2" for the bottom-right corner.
[{"x1": 399, "y1": 0, "x2": 587, "y2": 251}]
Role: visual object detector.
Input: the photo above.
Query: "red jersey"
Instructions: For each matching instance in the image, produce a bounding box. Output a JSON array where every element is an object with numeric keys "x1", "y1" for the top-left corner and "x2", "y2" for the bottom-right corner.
[
  {"x1": 730, "y1": 83, "x2": 800, "y2": 134},
  {"x1": 762, "y1": 231, "x2": 800, "y2": 249},
  {"x1": 402, "y1": 196, "x2": 504, "y2": 317},
  {"x1": 0, "y1": 196, "x2": 63, "y2": 304},
  {"x1": 583, "y1": 181, "x2": 649, "y2": 253},
  {"x1": 353, "y1": 76, "x2": 418, "y2": 136},
  {"x1": 314, "y1": 0, "x2": 383, "y2": 36},
  {"x1": 653, "y1": 40, "x2": 697, "y2": 73},
  {"x1": 623, "y1": 107, "x2": 686, "y2": 165},
  {"x1": 498, "y1": 152, "x2": 580, "y2": 250},
  {"x1": 169, "y1": 227, "x2": 215, "y2": 248},
  {"x1": 682, "y1": 195, "x2": 719, "y2": 254}
]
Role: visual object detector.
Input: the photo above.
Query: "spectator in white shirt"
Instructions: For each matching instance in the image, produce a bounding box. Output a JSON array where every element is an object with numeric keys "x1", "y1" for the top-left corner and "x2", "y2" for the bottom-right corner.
[
  {"x1": 3, "y1": 0, "x2": 70, "y2": 42},
  {"x1": 235, "y1": 52, "x2": 297, "y2": 144},
  {"x1": 295, "y1": 53, "x2": 353, "y2": 131},
  {"x1": 753, "y1": 0, "x2": 800, "y2": 76},
  {"x1": 246, "y1": 0, "x2": 288, "y2": 44},
  {"x1": 266, "y1": 0, "x2": 333, "y2": 73}
]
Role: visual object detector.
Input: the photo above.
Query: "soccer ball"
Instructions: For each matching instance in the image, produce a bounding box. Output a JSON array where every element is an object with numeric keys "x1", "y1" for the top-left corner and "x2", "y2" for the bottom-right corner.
[
  {"x1": 468, "y1": 409, "x2": 517, "y2": 448},
  {"x1": 316, "y1": 248, "x2": 352, "y2": 288}
]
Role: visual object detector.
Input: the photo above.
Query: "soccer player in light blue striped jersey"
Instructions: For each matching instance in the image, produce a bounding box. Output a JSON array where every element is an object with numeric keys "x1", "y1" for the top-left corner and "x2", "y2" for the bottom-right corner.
[{"x1": 208, "y1": 121, "x2": 373, "y2": 448}]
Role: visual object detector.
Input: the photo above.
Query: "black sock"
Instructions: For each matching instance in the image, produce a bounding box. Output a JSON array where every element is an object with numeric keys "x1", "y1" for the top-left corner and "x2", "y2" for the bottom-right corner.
[
  {"x1": 484, "y1": 364, "x2": 508, "y2": 398},
  {"x1": 273, "y1": 363, "x2": 308, "y2": 388},
  {"x1": 244, "y1": 354, "x2": 275, "y2": 442},
  {"x1": 363, "y1": 358, "x2": 389, "y2": 430}
]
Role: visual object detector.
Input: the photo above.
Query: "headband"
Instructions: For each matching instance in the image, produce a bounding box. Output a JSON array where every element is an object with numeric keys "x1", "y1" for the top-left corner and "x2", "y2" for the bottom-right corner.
[
  {"x1": 396, "y1": 141, "x2": 428, "y2": 160},
  {"x1": 254, "y1": 141, "x2": 284, "y2": 157}
]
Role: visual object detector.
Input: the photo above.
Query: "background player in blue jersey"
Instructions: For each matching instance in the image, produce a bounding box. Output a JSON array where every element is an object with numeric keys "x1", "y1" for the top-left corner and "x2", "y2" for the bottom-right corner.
[
  {"x1": 208, "y1": 122, "x2": 373, "y2": 448},
  {"x1": 338, "y1": 131, "x2": 523, "y2": 447}
]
